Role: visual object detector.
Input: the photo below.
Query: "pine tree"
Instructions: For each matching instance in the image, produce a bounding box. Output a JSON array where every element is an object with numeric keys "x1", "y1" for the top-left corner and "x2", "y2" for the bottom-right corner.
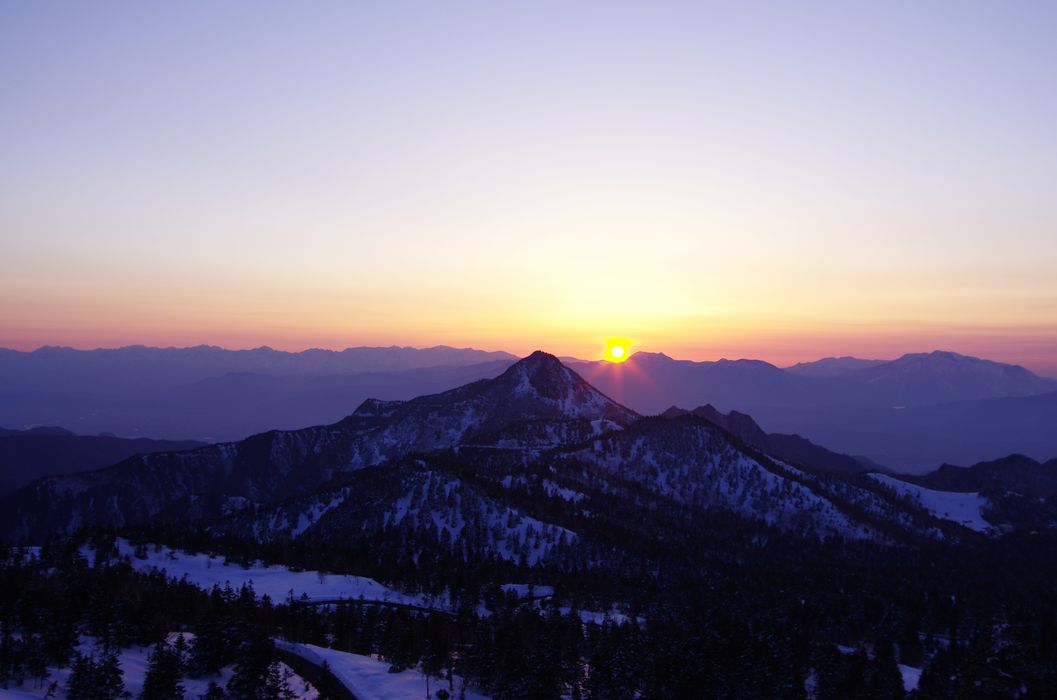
[
  {"x1": 226, "y1": 632, "x2": 275, "y2": 699},
  {"x1": 66, "y1": 653, "x2": 96, "y2": 700},
  {"x1": 97, "y1": 647, "x2": 126, "y2": 700},
  {"x1": 67, "y1": 648, "x2": 126, "y2": 700},
  {"x1": 191, "y1": 589, "x2": 232, "y2": 676},
  {"x1": 141, "y1": 640, "x2": 185, "y2": 700},
  {"x1": 173, "y1": 634, "x2": 190, "y2": 669}
]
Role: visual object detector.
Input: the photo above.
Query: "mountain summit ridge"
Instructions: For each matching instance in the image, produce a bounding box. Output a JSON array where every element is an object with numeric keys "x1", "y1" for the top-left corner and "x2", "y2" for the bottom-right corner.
[
  {"x1": 2, "y1": 350, "x2": 1031, "y2": 549},
  {"x1": 0, "y1": 352, "x2": 635, "y2": 540}
]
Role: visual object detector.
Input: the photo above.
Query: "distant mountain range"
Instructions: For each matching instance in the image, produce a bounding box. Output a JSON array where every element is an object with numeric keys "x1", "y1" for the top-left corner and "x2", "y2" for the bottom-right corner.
[
  {"x1": 0, "y1": 344, "x2": 516, "y2": 395},
  {"x1": 570, "y1": 350, "x2": 1056, "y2": 412},
  {"x1": 1, "y1": 345, "x2": 1054, "y2": 470},
  {"x1": 0, "y1": 345, "x2": 515, "y2": 440},
  {"x1": 570, "y1": 350, "x2": 1057, "y2": 470},
  {"x1": 6, "y1": 351, "x2": 1052, "y2": 545},
  {"x1": 785, "y1": 356, "x2": 887, "y2": 378}
]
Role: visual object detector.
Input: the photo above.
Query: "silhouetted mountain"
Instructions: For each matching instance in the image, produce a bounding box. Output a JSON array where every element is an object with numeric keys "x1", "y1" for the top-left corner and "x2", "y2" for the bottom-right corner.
[
  {"x1": 785, "y1": 356, "x2": 886, "y2": 378},
  {"x1": 755, "y1": 389, "x2": 1057, "y2": 472},
  {"x1": 0, "y1": 427, "x2": 204, "y2": 496},
  {"x1": 661, "y1": 404, "x2": 769, "y2": 443},
  {"x1": 0, "y1": 425, "x2": 74, "y2": 437},
  {"x1": 570, "y1": 350, "x2": 1057, "y2": 470},
  {"x1": 662, "y1": 405, "x2": 877, "y2": 475},
  {"x1": 569, "y1": 352, "x2": 815, "y2": 415},
  {"x1": 572, "y1": 350, "x2": 1056, "y2": 416},
  {"x1": 903, "y1": 454, "x2": 1057, "y2": 497}
]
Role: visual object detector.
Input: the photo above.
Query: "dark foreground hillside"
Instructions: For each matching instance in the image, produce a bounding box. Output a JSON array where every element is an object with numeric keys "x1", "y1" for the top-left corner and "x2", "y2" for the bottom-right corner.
[{"x1": 3, "y1": 353, "x2": 1056, "y2": 697}]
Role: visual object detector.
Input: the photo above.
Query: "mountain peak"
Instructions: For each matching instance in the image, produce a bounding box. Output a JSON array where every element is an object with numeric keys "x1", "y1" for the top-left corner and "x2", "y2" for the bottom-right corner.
[
  {"x1": 899, "y1": 350, "x2": 973, "y2": 362},
  {"x1": 520, "y1": 349, "x2": 564, "y2": 367},
  {"x1": 342, "y1": 351, "x2": 639, "y2": 441},
  {"x1": 865, "y1": 350, "x2": 1045, "y2": 381},
  {"x1": 497, "y1": 351, "x2": 623, "y2": 411},
  {"x1": 889, "y1": 349, "x2": 1024, "y2": 368},
  {"x1": 499, "y1": 351, "x2": 567, "y2": 395}
]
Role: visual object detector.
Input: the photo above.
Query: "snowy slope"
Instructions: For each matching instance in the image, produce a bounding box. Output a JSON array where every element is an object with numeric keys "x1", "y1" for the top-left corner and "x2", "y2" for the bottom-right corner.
[
  {"x1": 869, "y1": 474, "x2": 992, "y2": 532},
  {"x1": 1, "y1": 352, "x2": 635, "y2": 541},
  {"x1": 276, "y1": 640, "x2": 491, "y2": 700},
  {"x1": 101, "y1": 539, "x2": 434, "y2": 606},
  {"x1": 2, "y1": 637, "x2": 315, "y2": 699},
  {"x1": 237, "y1": 466, "x2": 579, "y2": 568},
  {"x1": 898, "y1": 663, "x2": 923, "y2": 693},
  {"x1": 570, "y1": 418, "x2": 874, "y2": 539}
]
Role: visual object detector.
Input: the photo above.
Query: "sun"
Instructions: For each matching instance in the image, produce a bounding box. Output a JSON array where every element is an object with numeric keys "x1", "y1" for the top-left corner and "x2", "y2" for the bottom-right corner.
[{"x1": 603, "y1": 337, "x2": 632, "y2": 363}]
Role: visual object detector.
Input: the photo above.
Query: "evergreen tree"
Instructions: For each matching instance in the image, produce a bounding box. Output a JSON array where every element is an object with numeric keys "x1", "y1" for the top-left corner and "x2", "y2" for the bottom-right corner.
[
  {"x1": 190, "y1": 589, "x2": 232, "y2": 676},
  {"x1": 141, "y1": 640, "x2": 185, "y2": 700},
  {"x1": 97, "y1": 648, "x2": 126, "y2": 700},
  {"x1": 65, "y1": 652, "x2": 96, "y2": 700},
  {"x1": 67, "y1": 648, "x2": 126, "y2": 700},
  {"x1": 226, "y1": 632, "x2": 276, "y2": 699}
]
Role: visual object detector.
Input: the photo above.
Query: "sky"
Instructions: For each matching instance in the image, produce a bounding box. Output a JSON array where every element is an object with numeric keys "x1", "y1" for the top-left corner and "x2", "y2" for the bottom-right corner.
[{"x1": 2, "y1": 2, "x2": 1056, "y2": 374}]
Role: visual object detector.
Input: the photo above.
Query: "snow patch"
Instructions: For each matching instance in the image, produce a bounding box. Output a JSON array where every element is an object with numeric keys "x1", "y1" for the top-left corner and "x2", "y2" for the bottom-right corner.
[
  {"x1": 500, "y1": 583, "x2": 555, "y2": 598},
  {"x1": 898, "y1": 664, "x2": 922, "y2": 693},
  {"x1": 869, "y1": 474, "x2": 992, "y2": 532},
  {"x1": 276, "y1": 640, "x2": 490, "y2": 700},
  {"x1": 100, "y1": 539, "x2": 429, "y2": 607}
]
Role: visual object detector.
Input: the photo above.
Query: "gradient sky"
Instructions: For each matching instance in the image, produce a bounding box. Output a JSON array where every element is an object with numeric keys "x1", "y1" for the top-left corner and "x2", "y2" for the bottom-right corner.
[{"x1": 2, "y1": 2, "x2": 1056, "y2": 373}]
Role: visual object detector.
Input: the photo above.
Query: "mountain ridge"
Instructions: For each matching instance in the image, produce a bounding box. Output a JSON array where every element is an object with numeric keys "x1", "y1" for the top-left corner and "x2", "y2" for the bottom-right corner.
[
  {"x1": 0, "y1": 427, "x2": 206, "y2": 497},
  {"x1": 0, "y1": 352, "x2": 1010, "y2": 547},
  {"x1": 0, "y1": 352, "x2": 632, "y2": 541}
]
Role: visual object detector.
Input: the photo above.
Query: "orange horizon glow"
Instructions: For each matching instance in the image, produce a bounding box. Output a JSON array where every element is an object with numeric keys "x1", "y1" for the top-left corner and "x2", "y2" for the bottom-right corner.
[
  {"x1": 2, "y1": 323, "x2": 1056, "y2": 378},
  {"x1": 3, "y1": 4, "x2": 1056, "y2": 377}
]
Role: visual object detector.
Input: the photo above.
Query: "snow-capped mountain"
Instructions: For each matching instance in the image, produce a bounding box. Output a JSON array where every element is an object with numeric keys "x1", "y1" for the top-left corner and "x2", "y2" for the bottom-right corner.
[
  {"x1": 0, "y1": 352, "x2": 633, "y2": 541},
  {"x1": 226, "y1": 463, "x2": 580, "y2": 568},
  {"x1": 333, "y1": 350, "x2": 637, "y2": 459},
  {"x1": 2, "y1": 351, "x2": 1033, "y2": 550},
  {"x1": 844, "y1": 350, "x2": 1056, "y2": 404}
]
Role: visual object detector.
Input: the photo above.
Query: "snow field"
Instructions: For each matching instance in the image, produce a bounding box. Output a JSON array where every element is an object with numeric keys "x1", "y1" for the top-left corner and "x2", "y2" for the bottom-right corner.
[
  {"x1": 100, "y1": 539, "x2": 436, "y2": 607},
  {"x1": 869, "y1": 474, "x2": 992, "y2": 532},
  {"x1": 275, "y1": 640, "x2": 491, "y2": 700}
]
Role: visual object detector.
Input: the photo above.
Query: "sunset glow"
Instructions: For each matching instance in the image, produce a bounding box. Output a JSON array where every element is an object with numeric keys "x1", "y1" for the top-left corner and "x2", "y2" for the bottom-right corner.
[{"x1": 1, "y1": 3, "x2": 1055, "y2": 375}]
